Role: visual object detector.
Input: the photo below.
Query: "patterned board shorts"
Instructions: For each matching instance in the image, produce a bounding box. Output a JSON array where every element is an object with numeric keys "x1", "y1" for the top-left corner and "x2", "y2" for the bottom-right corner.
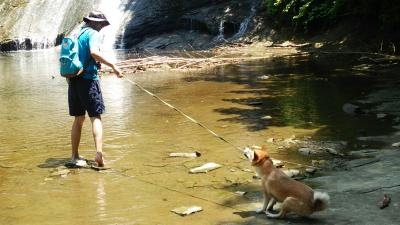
[{"x1": 68, "y1": 77, "x2": 105, "y2": 117}]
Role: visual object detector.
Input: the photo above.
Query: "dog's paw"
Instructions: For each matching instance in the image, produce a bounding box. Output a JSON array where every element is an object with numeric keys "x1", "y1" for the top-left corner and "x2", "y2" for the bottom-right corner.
[
  {"x1": 255, "y1": 208, "x2": 266, "y2": 214},
  {"x1": 265, "y1": 212, "x2": 280, "y2": 219}
]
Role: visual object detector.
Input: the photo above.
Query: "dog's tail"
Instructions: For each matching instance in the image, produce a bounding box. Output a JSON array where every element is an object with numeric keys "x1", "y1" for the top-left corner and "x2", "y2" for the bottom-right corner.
[{"x1": 313, "y1": 191, "x2": 330, "y2": 212}]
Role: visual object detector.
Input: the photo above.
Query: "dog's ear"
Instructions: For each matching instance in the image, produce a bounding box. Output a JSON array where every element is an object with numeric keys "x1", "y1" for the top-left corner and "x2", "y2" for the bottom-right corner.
[
  {"x1": 261, "y1": 145, "x2": 269, "y2": 157},
  {"x1": 261, "y1": 145, "x2": 268, "y2": 152},
  {"x1": 252, "y1": 149, "x2": 269, "y2": 165}
]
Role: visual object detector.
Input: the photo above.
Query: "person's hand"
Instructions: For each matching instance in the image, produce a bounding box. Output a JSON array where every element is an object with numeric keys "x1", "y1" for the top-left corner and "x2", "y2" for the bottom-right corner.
[
  {"x1": 112, "y1": 65, "x2": 123, "y2": 78},
  {"x1": 97, "y1": 62, "x2": 102, "y2": 71}
]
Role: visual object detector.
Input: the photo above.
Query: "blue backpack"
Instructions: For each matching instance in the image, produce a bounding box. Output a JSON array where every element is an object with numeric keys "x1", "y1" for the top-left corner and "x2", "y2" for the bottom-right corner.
[{"x1": 59, "y1": 28, "x2": 89, "y2": 78}]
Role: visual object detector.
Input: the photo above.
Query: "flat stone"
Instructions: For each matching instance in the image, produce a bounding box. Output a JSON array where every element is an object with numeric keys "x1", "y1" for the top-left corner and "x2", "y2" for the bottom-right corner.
[
  {"x1": 171, "y1": 206, "x2": 203, "y2": 216},
  {"x1": 189, "y1": 162, "x2": 222, "y2": 173},
  {"x1": 298, "y1": 148, "x2": 317, "y2": 156},
  {"x1": 234, "y1": 191, "x2": 247, "y2": 196},
  {"x1": 305, "y1": 168, "x2": 317, "y2": 174},
  {"x1": 266, "y1": 138, "x2": 275, "y2": 143},
  {"x1": 259, "y1": 75, "x2": 270, "y2": 80},
  {"x1": 272, "y1": 159, "x2": 284, "y2": 168},
  {"x1": 392, "y1": 142, "x2": 400, "y2": 147},
  {"x1": 169, "y1": 151, "x2": 201, "y2": 158},
  {"x1": 262, "y1": 115, "x2": 272, "y2": 120},
  {"x1": 282, "y1": 169, "x2": 300, "y2": 177}
]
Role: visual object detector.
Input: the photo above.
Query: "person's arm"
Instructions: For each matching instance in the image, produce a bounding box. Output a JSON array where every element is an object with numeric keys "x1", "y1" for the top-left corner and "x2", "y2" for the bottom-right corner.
[{"x1": 90, "y1": 48, "x2": 123, "y2": 78}]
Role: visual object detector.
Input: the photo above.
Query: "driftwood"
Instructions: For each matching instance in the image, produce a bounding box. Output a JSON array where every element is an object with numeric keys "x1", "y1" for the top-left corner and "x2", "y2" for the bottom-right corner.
[
  {"x1": 100, "y1": 55, "x2": 269, "y2": 74},
  {"x1": 272, "y1": 41, "x2": 312, "y2": 48}
]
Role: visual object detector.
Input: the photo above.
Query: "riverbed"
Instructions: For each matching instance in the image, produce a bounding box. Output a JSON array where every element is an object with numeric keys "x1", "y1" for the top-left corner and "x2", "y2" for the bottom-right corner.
[{"x1": 0, "y1": 48, "x2": 396, "y2": 225}]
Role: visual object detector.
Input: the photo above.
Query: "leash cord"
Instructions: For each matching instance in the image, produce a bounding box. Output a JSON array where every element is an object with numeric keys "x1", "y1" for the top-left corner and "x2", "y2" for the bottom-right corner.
[
  {"x1": 124, "y1": 77, "x2": 242, "y2": 152},
  {"x1": 123, "y1": 76, "x2": 318, "y2": 169},
  {"x1": 114, "y1": 170, "x2": 245, "y2": 212}
]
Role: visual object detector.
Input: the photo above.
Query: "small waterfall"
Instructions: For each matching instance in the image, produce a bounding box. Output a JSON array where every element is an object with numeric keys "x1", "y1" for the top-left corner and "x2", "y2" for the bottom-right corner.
[
  {"x1": 230, "y1": 5, "x2": 256, "y2": 40},
  {"x1": 213, "y1": 20, "x2": 227, "y2": 43},
  {"x1": 98, "y1": 0, "x2": 130, "y2": 50},
  {"x1": 218, "y1": 20, "x2": 225, "y2": 40},
  {"x1": 212, "y1": 4, "x2": 256, "y2": 44},
  {"x1": 0, "y1": 0, "x2": 129, "y2": 51},
  {"x1": 6, "y1": 0, "x2": 76, "y2": 50}
]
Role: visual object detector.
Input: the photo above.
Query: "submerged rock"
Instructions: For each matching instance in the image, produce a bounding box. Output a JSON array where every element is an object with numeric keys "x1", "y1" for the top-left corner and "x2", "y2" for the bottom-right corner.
[
  {"x1": 50, "y1": 168, "x2": 70, "y2": 177},
  {"x1": 298, "y1": 148, "x2": 317, "y2": 156},
  {"x1": 342, "y1": 103, "x2": 363, "y2": 115}
]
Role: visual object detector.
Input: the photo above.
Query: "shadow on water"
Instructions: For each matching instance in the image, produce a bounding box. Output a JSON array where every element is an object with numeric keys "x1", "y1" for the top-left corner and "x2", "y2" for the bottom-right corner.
[
  {"x1": 227, "y1": 213, "x2": 325, "y2": 225},
  {"x1": 37, "y1": 158, "x2": 71, "y2": 168},
  {"x1": 218, "y1": 214, "x2": 333, "y2": 225},
  {"x1": 37, "y1": 158, "x2": 98, "y2": 169},
  {"x1": 183, "y1": 54, "x2": 396, "y2": 142},
  {"x1": 215, "y1": 183, "x2": 348, "y2": 225}
]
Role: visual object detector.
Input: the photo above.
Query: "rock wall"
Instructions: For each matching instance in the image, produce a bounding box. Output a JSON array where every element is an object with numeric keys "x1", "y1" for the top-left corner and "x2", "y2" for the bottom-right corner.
[
  {"x1": 0, "y1": 0, "x2": 98, "y2": 51},
  {"x1": 121, "y1": 0, "x2": 183, "y2": 48},
  {"x1": 121, "y1": 0, "x2": 261, "y2": 49},
  {"x1": 0, "y1": 0, "x2": 262, "y2": 51}
]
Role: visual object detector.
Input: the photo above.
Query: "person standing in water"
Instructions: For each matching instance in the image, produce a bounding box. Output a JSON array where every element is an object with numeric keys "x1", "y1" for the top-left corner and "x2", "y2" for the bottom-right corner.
[{"x1": 68, "y1": 11, "x2": 123, "y2": 167}]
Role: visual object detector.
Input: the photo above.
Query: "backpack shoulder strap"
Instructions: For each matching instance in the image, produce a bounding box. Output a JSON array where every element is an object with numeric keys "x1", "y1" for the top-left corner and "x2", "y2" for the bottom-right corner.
[
  {"x1": 78, "y1": 27, "x2": 90, "y2": 39},
  {"x1": 77, "y1": 27, "x2": 94, "y2": 70}
]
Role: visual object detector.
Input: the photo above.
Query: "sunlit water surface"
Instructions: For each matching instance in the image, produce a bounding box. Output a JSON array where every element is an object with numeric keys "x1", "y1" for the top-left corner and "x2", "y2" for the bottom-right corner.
[{"x1": 0, "y1": 49, "x2": 392, "y2": 225}]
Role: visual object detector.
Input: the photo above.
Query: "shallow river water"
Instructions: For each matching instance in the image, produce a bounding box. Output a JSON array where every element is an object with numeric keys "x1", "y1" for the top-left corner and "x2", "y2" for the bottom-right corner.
[{"x1": 0, "y1": 49, "x2": 393, "y2": 225}]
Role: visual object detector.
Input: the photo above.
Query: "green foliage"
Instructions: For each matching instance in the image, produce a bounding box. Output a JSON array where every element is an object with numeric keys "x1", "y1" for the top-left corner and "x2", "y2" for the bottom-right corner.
[
  {"x1": 263, "y1": 0, "x2": 400, "y2": 34},
  {"x1": 263, "y1": 0, "x2": 345, "y2": 31}
]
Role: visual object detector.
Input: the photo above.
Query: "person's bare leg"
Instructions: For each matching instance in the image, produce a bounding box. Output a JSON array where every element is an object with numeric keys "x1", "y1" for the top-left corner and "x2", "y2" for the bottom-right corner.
[
  {"x1": 71, "y1": 116, "x2": 85, "y2": 162},
  {"x1": 91, "y1": 116, "x2": 104, "y2": 166}
]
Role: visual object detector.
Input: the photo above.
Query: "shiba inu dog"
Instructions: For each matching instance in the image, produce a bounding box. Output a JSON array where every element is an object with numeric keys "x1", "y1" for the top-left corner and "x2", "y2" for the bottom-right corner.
[{"x1": 243, "y1": 146, "x2": 329, "y2": 218}]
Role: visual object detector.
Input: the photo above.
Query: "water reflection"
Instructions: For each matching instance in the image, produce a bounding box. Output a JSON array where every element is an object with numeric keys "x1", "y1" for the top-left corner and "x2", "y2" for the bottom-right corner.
[
  {"x1": 188, "y1": 56, "x2": 391, "y2": 140},
  {"x1": 96, "y1": 177, "x2": 107, "y2": 220}
]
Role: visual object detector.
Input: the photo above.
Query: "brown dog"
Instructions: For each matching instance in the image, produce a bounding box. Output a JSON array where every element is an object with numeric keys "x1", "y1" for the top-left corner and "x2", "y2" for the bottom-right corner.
[{"x1": 243, "y1": 146, "x2": 329, "y2": 218}]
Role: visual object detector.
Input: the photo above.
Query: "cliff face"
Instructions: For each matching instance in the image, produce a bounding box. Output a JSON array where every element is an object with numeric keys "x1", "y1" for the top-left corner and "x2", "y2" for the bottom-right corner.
[
  {"x1": 121, "y1": 0, "x2": 260, "y2": 49},
  {"x1": 0, "y1": 0, "x2": 98, "y2": 51},
  {"x1": 0, "y1": 0, "x2": 261, "y2": 51},
  {"x1": 120, "y1": 0, "x2": 183, "y2": 48}
]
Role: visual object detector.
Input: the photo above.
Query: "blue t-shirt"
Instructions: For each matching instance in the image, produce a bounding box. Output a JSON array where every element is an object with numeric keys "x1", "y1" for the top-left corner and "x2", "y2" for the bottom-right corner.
[{"x1": 78, "y1": 27, "x2": 102, "y2": 80}]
